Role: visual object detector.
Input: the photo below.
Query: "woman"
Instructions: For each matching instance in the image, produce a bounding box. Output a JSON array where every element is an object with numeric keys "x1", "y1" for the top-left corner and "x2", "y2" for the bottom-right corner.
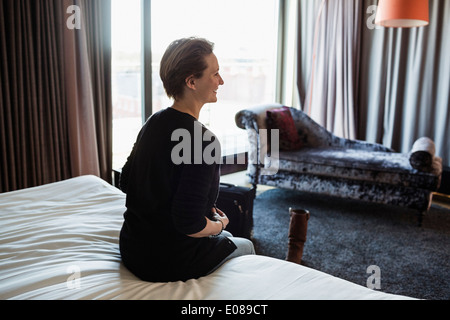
[{"x1": 119, "y1": 37, "x2": 255, "y2": 282}]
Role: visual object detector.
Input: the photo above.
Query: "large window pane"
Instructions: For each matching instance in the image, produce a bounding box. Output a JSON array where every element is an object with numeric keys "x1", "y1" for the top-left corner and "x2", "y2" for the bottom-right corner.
[
  {"x1": 111, "y1": 0, "x2": 142, "y2": 169},
  {"x1": 151, "y1": 0, "x2": 279, "y2": 156}
]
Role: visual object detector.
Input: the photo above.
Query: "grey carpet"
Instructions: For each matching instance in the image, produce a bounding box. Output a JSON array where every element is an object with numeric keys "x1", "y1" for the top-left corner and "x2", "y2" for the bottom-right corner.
[{"x1": 250, "y1": 187, "x2": 450, "y2": 300}]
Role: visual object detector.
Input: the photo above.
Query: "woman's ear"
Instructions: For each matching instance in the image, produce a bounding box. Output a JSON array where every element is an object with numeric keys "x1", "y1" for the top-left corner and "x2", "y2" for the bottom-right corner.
[{"x1": 185, "y1": 75, "x2": 196, "y2": 90}]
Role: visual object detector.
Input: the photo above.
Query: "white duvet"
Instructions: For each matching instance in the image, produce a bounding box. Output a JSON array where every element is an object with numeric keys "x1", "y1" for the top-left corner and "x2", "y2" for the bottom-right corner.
[{"x1": 0, "y1": 175, "x2": 413, "y2": 300}]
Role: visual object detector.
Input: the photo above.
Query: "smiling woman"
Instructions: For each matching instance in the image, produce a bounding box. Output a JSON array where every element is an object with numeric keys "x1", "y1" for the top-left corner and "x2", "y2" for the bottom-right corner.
[
  {"x1": 160, "y1": 38, "x2": 224, "y2": 119},
  {"x1": 159, "y1": 38, "x2": 224, "y2": 106},
  {"x1": 175, "y1": 52, "x2": 225, "y2": 117},
  {"x1": 118, "y1": 37, "x2": 255, "y2": 282}
]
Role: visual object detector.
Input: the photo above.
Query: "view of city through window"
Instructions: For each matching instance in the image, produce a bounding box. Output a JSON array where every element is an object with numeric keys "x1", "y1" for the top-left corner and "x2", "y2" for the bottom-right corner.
[
  {"x1": 111, "y1": 0, "x2": 142, "y2": 169},
  {"x1": 112, "y1": 0, "x2": 279, "y2": 169}
]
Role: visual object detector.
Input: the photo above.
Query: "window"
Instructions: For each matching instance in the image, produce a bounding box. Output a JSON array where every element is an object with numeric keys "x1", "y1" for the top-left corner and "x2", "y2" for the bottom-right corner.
[
  {"x1": 151, "y1": 0, "x2": 279, "y2": 157},
  {"x1": 112, "y1": 0, "x2": 280, "y2": 168},
  {"x1": 111, "y1": 0, "x2": 142, "y2": 169}
]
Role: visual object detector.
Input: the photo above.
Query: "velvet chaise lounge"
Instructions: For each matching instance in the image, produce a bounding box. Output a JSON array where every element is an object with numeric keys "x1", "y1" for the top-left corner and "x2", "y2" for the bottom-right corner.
[{"x1": 235, "y1": 103, "x2": 442, "y2": 225}]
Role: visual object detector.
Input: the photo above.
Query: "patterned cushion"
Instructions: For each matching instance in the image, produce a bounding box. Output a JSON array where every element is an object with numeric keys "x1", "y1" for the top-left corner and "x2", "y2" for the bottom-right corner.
[{"x1": 266, "y1": 106, "x2": 302, "y2": 151}]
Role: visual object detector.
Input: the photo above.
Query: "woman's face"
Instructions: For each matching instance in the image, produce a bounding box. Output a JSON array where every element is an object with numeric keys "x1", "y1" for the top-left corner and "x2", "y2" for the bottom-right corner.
[{"x1": 194, "y1": 53, "x2": 224, "y2": 104}]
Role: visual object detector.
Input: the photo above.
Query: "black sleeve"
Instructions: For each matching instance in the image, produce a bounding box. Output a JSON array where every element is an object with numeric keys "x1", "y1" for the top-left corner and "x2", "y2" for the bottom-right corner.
[
  {"x1": 171, "y1": 163, "x2": 216, "y2": 235},
  {"x1": 119, "y1": 141, "x2": 136, "y2": 193},
  {"x1": 120, "y1": 126, "x2": 146, "y2": 193}
]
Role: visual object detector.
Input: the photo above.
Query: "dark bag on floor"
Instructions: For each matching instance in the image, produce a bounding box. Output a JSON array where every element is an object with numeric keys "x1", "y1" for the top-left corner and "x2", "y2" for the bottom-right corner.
[{"x1": 215, "y1": 182, "x2": 256, "y2": 239}]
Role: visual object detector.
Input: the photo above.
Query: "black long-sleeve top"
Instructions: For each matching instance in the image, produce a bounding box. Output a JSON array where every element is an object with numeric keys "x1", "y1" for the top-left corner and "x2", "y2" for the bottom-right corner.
[{"x1": 119, "y1": 107, "x2": 236, "y2": 282}]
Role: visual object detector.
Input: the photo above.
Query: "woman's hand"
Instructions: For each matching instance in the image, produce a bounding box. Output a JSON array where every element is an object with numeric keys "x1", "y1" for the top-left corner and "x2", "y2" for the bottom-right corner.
[
  {"x1": 187, "y1": 207, "x2": 229, "y2": 238},
  {"x1": 212, "y1": 207, "x2": 229, "y2": 229}
]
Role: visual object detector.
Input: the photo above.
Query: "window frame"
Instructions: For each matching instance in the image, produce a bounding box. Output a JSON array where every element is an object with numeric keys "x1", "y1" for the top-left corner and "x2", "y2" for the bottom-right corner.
[{"x1": 141, "y1": 0, "x2": 153, "y2": 122}]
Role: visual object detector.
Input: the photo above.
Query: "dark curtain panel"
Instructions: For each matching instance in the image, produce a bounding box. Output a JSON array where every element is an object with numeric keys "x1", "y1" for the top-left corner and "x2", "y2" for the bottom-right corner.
[
  {"x1": 358, "y1": 0, "x2": 449, "y2": 167},
  {"x1": 0, "y1": 0, "x2": 112, "y2": 193},
  {"x1": 0, "y1": 0, "x2": 70, "y2": 192}
]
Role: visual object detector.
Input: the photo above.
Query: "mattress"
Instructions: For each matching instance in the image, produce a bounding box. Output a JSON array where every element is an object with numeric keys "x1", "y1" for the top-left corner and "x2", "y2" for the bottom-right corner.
[{"x1": 0, "y1": 175, "x2": 414, "y2": 300}]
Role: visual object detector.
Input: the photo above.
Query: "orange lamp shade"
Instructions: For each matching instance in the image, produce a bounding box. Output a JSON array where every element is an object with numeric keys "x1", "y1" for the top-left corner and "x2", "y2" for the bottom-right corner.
[{"x1": 375, "y1": 0, "x2": 429, "y2": 28}]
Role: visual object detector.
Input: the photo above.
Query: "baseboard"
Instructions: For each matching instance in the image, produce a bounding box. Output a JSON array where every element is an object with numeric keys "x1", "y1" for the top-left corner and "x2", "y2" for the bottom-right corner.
[{"x1": 433, "y1": 192, "x2": 450, "y2": 205}]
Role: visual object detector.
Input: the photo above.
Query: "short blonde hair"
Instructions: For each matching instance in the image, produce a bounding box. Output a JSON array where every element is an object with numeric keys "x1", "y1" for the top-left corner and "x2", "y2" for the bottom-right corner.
[{"x1": 159, "y1": 37, "x2": 214, "y2": 100}]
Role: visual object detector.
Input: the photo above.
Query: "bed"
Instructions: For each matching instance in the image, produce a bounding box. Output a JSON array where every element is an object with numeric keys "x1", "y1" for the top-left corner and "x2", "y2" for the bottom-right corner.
[{"x1": 0, "y1": 175, "x2": 414, "y2": 300}]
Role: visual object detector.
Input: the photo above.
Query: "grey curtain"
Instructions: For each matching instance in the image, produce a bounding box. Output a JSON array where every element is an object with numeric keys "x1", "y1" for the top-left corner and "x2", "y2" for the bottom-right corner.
[
  {"x1": 298, "y1": 0, "x2": 362, "y2": 139},
  {"x1": 358, "y1": 0, "x2": 449, "y2": 167},
  {"x1": 0, "y1": 0, "x2": 112, "y2": 193},
  {"x1": 297, "y1": 0, "x2": 449, "y2": 168}
]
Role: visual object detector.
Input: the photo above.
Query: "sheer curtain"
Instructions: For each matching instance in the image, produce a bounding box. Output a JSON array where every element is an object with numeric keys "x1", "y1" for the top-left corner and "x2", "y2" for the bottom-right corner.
[
  {"x1": 62, "y1": 0, "x2": 112, "y2": 183},
  {"x1": 298, "y1": 0, "x2": 362, "y2": 139},
  {"x1": 0, "y1": 0, "x2": 111, "y2": 193}
]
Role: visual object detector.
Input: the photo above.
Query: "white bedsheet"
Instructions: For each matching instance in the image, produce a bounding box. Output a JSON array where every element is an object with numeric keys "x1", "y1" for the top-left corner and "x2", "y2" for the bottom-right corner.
[{"x1": 0, "y1": 175, "x2": 413, "y2": 300}]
